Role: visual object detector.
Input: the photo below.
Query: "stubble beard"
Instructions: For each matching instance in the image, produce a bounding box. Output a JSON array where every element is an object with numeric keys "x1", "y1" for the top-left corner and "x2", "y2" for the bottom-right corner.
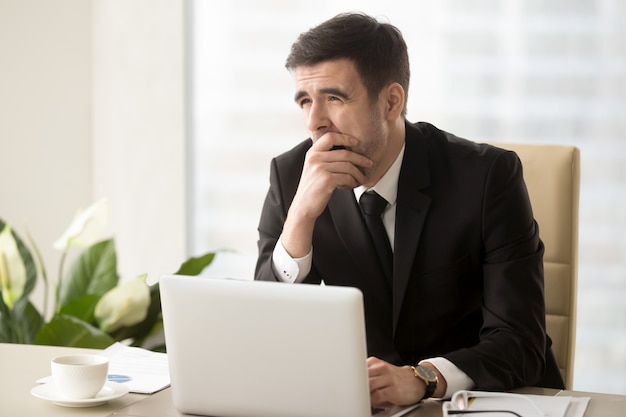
[{"x1": 354, "y1": 105, "x2": 386, "y2": 183}]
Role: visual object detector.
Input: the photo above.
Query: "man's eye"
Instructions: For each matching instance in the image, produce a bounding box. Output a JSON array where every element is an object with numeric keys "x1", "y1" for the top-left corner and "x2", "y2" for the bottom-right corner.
[
  {"x1": 298, "y1": 98, "x2": 311, "y2": 107},
  {"x1": 328, "y1": 96, "x2": 341, "y2": 102}
]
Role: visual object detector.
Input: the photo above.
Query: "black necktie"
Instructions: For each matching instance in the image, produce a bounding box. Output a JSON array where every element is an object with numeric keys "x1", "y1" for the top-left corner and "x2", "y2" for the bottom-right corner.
[{"x1": 359, "y1": 192, "x2": 393, "y2": 282}]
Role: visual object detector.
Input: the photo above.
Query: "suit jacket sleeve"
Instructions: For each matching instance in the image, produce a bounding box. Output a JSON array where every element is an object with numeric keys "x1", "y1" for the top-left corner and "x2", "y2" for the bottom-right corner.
[
  {"x1": 441, "y1": 148, "x2": 549, "y2": 390},
  {"x1": 255, "y1": 140, "x2": 312, "y2": 283}
]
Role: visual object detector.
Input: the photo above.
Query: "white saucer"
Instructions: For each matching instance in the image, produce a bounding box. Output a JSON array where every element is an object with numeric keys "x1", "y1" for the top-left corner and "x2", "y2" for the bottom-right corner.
[{"x1": 31, "y1": 381, "x2": 129, "y2": 407}]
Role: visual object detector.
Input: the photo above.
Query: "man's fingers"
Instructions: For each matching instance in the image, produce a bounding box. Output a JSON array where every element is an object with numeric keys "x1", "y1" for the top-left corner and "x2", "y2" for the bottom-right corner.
[
  {"x1": 305, "y1": 149, "x2": 370, "y2": 187},
  {"x1": 313, "y1": 131, "x2": 359, "y2": 150},
  {"x1": 309, "y1": 143, "x2": 373, "y2": 170}
]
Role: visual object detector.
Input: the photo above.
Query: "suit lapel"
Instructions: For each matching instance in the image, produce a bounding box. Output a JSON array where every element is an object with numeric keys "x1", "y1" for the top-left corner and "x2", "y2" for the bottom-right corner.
[{"x1": 392, "y1": 125, "x2": 432, "y2": 333}]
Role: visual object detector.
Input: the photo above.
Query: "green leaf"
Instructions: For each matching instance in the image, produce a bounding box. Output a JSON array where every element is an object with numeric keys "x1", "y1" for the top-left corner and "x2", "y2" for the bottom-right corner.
[
  {"x1": 34, "y1": 314, "x2": 114, "y2": 349},
  {"x1": 0, "y1": 296, "x2": 45, "y2": 345},
  {"x1": 12, "y1": 299, "x2": 44, "y2": 344},
  {"x1": 0, "y1": 218, "x2": 40, "y2": 343},
  {"x1": 174, "y1": 252, "x2": 216, "y2": 276},
  {"x1": 0, "y1": 218, "x2": 38, "y2": 307},
  {"x1": 0, "y1": 296, "x2": 17, "y2": 343},
  {"x1": 59, "y1": 293, "x2": 101, "y2": 323},
  {"x1": 59, "y1": 239, "x2": 118, "y2": 309}
]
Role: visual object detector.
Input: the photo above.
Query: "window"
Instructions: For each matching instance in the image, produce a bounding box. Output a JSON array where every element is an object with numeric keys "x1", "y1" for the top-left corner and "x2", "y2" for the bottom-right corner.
[{"x1": 188, "y1": 0, "x2": 626, "y2": 394}]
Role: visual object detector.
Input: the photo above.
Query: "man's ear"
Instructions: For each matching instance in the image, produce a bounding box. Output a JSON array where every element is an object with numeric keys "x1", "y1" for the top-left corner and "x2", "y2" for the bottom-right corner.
[{"x1": 382, "y1": 82, "x2": 405, "y2": 120}]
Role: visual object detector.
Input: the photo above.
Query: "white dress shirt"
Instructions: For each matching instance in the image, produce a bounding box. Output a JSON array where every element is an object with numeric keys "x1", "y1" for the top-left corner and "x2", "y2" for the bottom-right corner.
[{"x1": 271, "y1": 144, "x2": 474, "y2": 398}]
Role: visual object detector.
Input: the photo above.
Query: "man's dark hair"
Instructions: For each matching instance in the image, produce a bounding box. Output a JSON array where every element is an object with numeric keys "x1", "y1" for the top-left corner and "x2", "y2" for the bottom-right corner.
[{"x1": 285, "y1": 12, "x2": 410, "y2": 116}]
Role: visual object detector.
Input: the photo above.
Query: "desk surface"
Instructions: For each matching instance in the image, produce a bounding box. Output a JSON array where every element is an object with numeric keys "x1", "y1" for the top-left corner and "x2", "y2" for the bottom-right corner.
[{"x1": 2, "y1": 343, "x2": 624, "y2": 417}]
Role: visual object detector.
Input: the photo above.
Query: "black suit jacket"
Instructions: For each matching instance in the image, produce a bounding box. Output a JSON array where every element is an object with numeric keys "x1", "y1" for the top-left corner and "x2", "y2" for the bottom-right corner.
[{"x1": 255, "y1": 121, "x2": 564, "y2": 391}]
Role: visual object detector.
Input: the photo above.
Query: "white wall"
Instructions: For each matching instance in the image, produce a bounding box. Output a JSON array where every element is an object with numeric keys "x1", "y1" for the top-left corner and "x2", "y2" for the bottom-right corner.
[
  {"x1": 0, "y1": 0, "x2": 93, "y2": 305},
  {"x1": 92, "y1": 0, "x2": 187, "y2": 285},
  {"x1": 1, "y1": 0, "x2": 187, "y2": 316}
]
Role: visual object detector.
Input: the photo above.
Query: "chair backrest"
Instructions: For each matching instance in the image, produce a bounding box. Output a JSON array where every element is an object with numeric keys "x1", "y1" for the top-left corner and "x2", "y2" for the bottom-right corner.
[{"x1": 491, "y1": 142, "x2": 580, "y2": 389}]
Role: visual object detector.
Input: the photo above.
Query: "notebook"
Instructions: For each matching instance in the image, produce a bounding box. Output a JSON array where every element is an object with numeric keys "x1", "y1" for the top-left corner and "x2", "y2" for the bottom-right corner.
[{"x1": 159, "y1": 275, "x2": 419, "y2": 417}]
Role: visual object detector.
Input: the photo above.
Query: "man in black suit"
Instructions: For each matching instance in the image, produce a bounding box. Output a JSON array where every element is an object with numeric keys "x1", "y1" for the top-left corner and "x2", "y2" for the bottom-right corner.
[{"x1": 255, "y1": 12, "x2": 564, "y2": 408}]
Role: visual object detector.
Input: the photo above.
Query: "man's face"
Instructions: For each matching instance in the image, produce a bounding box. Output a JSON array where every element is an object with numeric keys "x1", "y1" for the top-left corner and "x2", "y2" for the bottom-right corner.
[{"x1": 294, "y1": 59, "x2": 388, "y2": 177}]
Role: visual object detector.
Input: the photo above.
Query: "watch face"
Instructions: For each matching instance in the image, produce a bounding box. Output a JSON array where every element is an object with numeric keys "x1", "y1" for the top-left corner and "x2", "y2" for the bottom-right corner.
[{"x1": 417, "y1": 366, "x2": 437, "y2": 381}]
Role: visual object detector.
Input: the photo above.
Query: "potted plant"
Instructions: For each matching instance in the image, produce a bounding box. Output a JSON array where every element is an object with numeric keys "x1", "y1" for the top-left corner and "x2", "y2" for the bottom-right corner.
[{"x1": 0, "y1": 198, "x2": 215, "y2": 351}]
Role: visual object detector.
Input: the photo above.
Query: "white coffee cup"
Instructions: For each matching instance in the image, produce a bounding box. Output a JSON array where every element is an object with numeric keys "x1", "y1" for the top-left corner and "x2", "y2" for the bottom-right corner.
[{"x1": 51, "y1": 354, "x2": 109, "y2": 399}]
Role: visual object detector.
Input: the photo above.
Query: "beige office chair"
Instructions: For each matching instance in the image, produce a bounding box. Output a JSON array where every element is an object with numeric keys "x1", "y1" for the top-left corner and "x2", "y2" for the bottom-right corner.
[{"x1": 491, "y1": 142, "x2": 580, "y2": 389}]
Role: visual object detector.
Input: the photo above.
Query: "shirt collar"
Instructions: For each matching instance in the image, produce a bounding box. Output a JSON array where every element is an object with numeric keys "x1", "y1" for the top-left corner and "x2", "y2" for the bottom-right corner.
[{"x1": 354, "y1": 143, "x2": 405, "y2": 205}]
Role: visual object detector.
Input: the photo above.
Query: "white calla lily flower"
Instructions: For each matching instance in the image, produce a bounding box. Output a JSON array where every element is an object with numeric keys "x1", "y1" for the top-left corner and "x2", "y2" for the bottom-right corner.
[
  {"x1": 0, "y1": 224, "x2": 27, "y2": 310},
  {"x1": 95, "y1": 273, "x2": 151, "y2": 333},
  {"x1": 54, "y1": 198, "x2": 109, "y2": 250}
]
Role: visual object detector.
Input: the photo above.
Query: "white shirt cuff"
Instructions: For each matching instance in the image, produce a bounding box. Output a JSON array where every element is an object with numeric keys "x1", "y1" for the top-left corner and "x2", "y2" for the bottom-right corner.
[
  {"x1": 420, "y1": 357, "x2": 475, "y2": 399},
  {"x1": 271, "y1": 235, "x2": 312, "y2": 283}
]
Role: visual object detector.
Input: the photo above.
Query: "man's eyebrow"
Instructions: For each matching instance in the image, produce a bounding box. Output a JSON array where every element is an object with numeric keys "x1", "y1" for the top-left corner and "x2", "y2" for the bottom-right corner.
[
  {"x1": 294, "y1": 88, "x2": 350, "y2": 103},
  {"x1": 319, "y1": 88, "x2": 349, "y2": 99},
  {"x1": 294, "y1": 90, "x2": 308, "y2": 103}
]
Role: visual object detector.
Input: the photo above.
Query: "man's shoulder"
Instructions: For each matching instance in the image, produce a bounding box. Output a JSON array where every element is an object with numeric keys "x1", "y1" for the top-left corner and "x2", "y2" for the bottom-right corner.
[
  {"x1": 274, "y1": 138, "x2": 312, "y2": 163},
  {"x1": 407, "y1": 121, "x2": 508, "y2": 160}
]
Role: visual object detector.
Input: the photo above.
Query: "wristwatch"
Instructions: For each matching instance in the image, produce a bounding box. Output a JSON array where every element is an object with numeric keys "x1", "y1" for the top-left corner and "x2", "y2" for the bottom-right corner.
[{"x1": 411, "y1": 365, "x2": 438, "y2": 400}]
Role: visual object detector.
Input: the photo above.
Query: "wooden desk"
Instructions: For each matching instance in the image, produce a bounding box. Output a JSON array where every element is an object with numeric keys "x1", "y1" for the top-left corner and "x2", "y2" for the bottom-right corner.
[
  {"x1": 0, "y1": 343, "x2": 146, "y2": 416},
  {"x1": 556, "y1": 389, "x2": 626, "y2": 417},
  {"x1": 2, "y1": 343, "x2": 624, "y2": 417}
]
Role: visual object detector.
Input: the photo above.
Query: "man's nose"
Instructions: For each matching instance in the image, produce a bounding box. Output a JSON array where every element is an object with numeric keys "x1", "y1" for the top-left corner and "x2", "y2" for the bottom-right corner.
[{"x1": 306, "y1": 101, "x2": 330, "y2": 134}]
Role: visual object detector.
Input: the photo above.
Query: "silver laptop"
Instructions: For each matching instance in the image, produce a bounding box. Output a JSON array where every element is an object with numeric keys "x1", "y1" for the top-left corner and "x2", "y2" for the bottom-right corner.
[{"x1": 159, "y1": 275, "x2": 419, "y2": 417}]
